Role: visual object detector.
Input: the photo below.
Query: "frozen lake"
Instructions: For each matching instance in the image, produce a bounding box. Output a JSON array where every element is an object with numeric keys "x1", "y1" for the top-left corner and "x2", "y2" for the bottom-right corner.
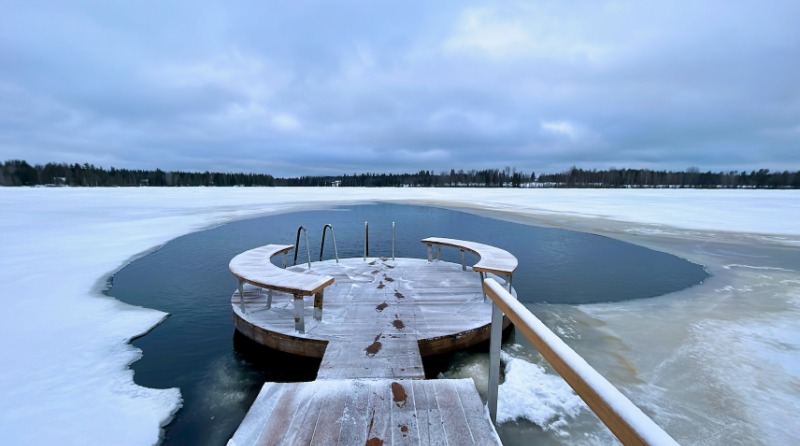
[
  {"x1": 107, "y1": 203, "x2": 707, "y2": 444},
  {"x1": 0, "y1": 187, "x2": 798, "y2": 445}
]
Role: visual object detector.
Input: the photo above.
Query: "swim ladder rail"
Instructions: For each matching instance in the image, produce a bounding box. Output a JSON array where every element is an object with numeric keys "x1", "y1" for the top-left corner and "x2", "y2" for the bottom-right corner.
[
  {"x1": 293, "y1": 226, "x2": 312, "y2": 269},
  {"x1": 362, "y1": 221, "x2": 397, "y2": 260},
  {"x1": 319, "y1": 224, "x2": 339, "y2": 263},
  {"x1": 482, "y1": 278, "x2": 679, "y2": 446}
]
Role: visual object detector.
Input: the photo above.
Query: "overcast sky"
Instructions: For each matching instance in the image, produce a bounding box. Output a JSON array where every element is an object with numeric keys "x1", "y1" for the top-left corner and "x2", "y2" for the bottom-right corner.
[{"x1": 2, "y1": 1, "x2": 799, "y2": 177}]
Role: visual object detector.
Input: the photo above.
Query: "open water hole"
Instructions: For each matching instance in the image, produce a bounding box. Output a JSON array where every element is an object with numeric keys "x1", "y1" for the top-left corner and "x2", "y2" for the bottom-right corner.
[{"x1": 106, "y1": 203, "x2": 708, "y2": 444}]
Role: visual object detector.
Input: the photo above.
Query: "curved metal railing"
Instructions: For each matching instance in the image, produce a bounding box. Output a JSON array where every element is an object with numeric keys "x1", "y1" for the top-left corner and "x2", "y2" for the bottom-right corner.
[
  {"x1": 293, "y1": 226, "x2": 312, "y2": 269},
  {"x1": 319, "y1": 224, "x2": 339, "y2": 263}
]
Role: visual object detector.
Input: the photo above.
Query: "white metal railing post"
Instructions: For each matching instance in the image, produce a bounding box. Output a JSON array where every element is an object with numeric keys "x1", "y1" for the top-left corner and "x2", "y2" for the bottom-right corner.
[{"x1": 488, "y1": 299, "x2": 503, "y2": 424}]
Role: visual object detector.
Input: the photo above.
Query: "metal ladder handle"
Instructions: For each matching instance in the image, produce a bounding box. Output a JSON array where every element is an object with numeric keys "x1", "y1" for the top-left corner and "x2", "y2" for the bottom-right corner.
[
  {"x1": 363, "y1": 221, "x2": 369, "y2": 260},
  {"x1": 320, "y1": 224, "x2": 339, "y2": 263},
  {"x1": 293, "y1": 226, "x2": 312, "y2": 269}
]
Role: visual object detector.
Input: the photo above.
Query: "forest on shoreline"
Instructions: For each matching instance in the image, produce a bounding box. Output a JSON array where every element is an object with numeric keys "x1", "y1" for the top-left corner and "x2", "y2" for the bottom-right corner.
[{"x1": 2, "y1": 159, "x2": 799, "y2": 188}]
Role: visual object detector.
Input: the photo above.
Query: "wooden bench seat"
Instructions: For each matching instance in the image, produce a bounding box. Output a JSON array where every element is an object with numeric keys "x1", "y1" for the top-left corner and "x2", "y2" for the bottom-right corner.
[
  {"x1": 421, "y1": 237, "x2": 517, "y2": 296},
  {"x1": 229, "y1": 244, "x2": 334, "y2": 333}
]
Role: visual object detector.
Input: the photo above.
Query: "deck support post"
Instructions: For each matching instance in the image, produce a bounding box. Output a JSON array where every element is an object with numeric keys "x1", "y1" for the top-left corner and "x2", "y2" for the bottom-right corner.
[
  {"x1": 313, "y1": 291, "x2": 324, "y2": 321},
  {"x1": 267, "y1": 289, "x2": 273, "y2": 309},
  {"x1": 488, "y1": 302, "x2": 503, "y2": 425},
  {"x1": 293, "y1": 293, "x2": 305, "y2": 333},
  {"x1": 238, "y1": 280, "x2": 246, "y2": 314},
  {"x1": 480, "y1": 272, "x2": 487, "y2": 301}
]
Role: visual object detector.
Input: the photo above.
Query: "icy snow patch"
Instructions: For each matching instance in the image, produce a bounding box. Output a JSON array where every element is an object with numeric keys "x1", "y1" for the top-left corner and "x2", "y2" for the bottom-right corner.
[{"x1": 497, "y1": 350, "x2": 587, "y2": 435}]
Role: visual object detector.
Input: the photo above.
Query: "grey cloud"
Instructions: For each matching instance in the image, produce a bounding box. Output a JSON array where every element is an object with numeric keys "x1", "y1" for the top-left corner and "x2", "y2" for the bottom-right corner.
[{"x1": 1, "y1": 1, "x2": 799, "y2": 177}]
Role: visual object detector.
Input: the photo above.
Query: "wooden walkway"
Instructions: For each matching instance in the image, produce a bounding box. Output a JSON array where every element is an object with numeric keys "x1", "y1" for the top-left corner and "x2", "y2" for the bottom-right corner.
[{"x1": 228, "y1": 379, "x2": 501, "y2": 446}]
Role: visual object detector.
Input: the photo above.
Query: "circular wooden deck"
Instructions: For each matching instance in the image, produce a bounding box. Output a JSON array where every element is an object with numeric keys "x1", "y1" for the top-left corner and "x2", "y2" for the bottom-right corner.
[{"x1": 231, "y1": 257, "x2": 513, "y2": 358}]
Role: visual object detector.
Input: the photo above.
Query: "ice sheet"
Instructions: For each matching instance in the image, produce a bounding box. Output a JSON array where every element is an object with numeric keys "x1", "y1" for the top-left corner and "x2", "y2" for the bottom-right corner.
[{"x1": 0, "y1": 187, "x2": 798, "y2": 444}]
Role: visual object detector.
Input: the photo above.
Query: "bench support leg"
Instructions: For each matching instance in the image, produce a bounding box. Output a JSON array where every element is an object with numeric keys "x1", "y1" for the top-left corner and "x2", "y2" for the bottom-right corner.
[
  {"x1": 267, "y1": 289, "x2": 273, "y2": 309},
  {"x1": 479, "y1": 272, "x2": 487, "y2": 302},
  {"x1": 313, "y1": 291, "x2": 324, "y2": 321},
  {"x1": 238, "y1": 280, "x2": 246, "y2": 314},
  {"x1": 293, "y1": 294, "x2": 305, "y2": 333},
  {"x1": 426, "y1": 244, "x2": 432, "y2": 262},
  {"x1": 460, "y1": 249, "x2": 466, "y2": 271}
]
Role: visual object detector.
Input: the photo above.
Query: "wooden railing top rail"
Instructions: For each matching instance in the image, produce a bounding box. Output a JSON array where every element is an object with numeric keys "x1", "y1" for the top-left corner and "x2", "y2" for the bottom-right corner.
[
  {"x1": 421, "y1": 237, "x2": 518, "y2": 276},
  {"x1": 483, "y1": 278, "x2": 679, "y2": 446},
  {"x1": 229, "y1": 244, "x2": 334, "y2": 296}
]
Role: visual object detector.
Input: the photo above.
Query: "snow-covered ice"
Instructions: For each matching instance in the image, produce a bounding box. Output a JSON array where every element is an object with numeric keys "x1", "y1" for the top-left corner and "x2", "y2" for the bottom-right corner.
[{"x1": 1, "y1": 187, "x2": 798, "y2": 445}]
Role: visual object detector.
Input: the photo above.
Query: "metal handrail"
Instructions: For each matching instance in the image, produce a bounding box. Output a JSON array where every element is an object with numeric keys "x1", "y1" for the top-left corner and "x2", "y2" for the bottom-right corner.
[
  {"x1": 483, "y1": 278, "x2": 679, "y2": 446},
  {"x1": 293, "y1": 226, "x2": 312, "y2": 269},
  {"x1": 319, "y1": 224, "x2": 339, "y2": 263}
]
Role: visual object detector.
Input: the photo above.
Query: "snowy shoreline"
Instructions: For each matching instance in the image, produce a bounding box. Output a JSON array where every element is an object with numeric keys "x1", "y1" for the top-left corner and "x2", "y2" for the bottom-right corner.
[{"x1": 1, "y1": 187, "x2": 798, "y2": 445}]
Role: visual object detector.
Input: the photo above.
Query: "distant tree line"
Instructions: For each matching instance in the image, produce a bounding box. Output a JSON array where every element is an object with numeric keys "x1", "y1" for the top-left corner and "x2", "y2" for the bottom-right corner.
[
  {"x1": 276, "y1": 168, "x2": 532, "y2": 187},
  {"x1": 2, "y1": 159, "x2": 799, "y2": 188},
  {"x1": 0, "y1": 160, "x2": 275, "y2": 187},
  {"x1": 537, "y1": 166, "x2": 800, "y2": 189}
]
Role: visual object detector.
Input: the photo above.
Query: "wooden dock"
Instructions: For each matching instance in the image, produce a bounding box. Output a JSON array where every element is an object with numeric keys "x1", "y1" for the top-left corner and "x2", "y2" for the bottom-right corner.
[
  {"x1": 231, "y1": 258, "x2": 511, "y2": 359},
  {"x1": 228, "y1": 240, "x2": 516, "y2": 445}
]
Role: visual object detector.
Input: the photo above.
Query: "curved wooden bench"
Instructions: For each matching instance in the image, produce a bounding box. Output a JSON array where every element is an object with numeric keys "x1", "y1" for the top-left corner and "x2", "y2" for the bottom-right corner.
[
  {"x1": 421, "y1": 237, "x2": 518, "y2": 297},
  {"x1": 229, "y1": 244, "x2": 335, "y2": 333}
]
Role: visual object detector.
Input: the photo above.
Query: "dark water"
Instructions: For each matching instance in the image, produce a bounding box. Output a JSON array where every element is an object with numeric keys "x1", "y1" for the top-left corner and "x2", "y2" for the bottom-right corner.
[{"x1": 106, "y1": 203, "x2": 707, "y2": 444}]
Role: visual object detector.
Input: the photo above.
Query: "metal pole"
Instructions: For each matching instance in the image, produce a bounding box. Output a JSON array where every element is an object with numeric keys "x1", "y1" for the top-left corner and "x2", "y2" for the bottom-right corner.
[
  {"x1": 364, "y1": 221, "x2": 369, "y2": 260},
  {"x1": 392, "y1": 221, "x2": 396, "y2": 260},
  {"x1": 238, "y1": 279, "x2": 246, "y2": 314},
  {"x1": 293, "y1": 226, "x2": 305, "y2": 266},
  {"x1": 320, "y1": 224, "x2": 339, "y2": 263},
  {"x1": 304, "y1": 228, "x2": 311, "y2": 270},
  {"x1": 331, "y1": 226, "x2": 339, "y2": 263},
  {"x1": 488, "y1": 302, "x2": 503, "y2": 424}
]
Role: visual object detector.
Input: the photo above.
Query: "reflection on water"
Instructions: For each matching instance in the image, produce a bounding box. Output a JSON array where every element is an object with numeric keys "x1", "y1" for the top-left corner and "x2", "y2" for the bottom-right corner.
[{"x1": 107, "y1": 204, "x2": 707, "y2": 444}]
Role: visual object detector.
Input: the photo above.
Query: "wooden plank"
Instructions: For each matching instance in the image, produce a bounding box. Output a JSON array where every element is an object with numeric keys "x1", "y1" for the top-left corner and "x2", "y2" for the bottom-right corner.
[
  {"x1": 451, "y1": 379, "x2": 502, "y2": 445},
  {"x1": 337, "y1": 380, "x2": 374, "y2": 446},
  {"x1": 273, "y1": 384, "x2": 327, "y2": 445},
  {"x1": 432, "y1": 379, "x2": 476, "y2": 445},
  {"x1": 308, "y1": 383, "x2": 349, "y2": 446},
  {"x1": 363, "y1": 381, "x2": 393, "y2": 446},
  {"x1": 229, "y1": 383, "x2": 287, "y2": 446},
  {"x1": 249, "y1": 384, "x2": 302, "y2": 446},
  {"x1": 410, "y1": 380, "x2": 447, "y2": 446},
  {"x1": 389, "y1": 381, "x2": 421, "y2": 446}
]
